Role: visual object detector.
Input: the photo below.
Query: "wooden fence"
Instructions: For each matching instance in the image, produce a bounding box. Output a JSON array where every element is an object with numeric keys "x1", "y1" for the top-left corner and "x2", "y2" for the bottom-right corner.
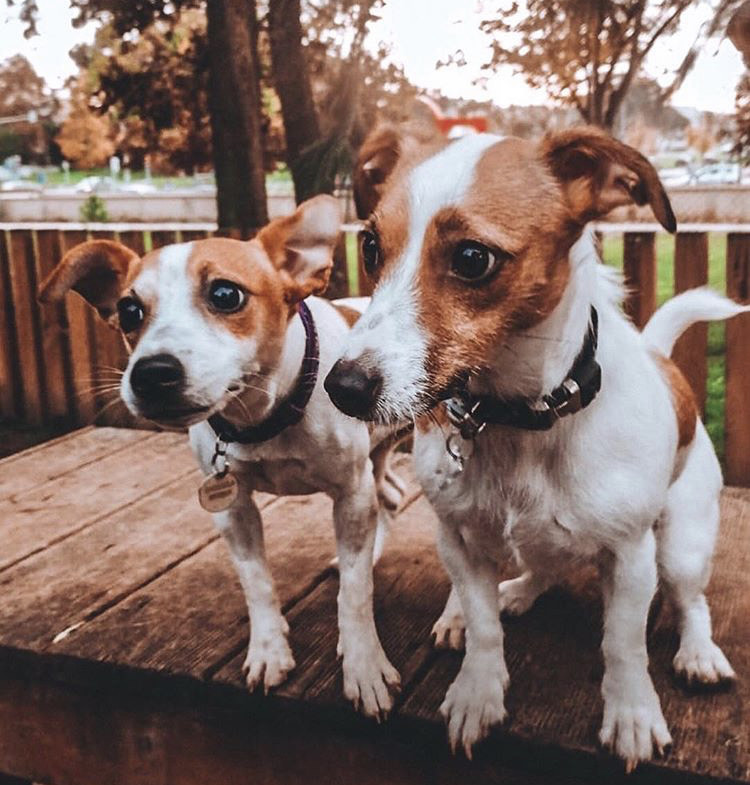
[{"x1": 1, "y1": 221, "x2": 749, "y2": 485}]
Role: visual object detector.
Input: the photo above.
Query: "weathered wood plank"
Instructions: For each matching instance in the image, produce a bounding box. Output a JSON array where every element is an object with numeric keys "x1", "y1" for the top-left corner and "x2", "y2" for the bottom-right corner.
[
  {"x1": 401, "y1": 491, "x2": 749, "y2": 784},
  {"x1": 672, "y1": 232, "x2": 708, "y2": 414},
  {"x1": 726, "y1": 234, "x2": 750, "y2": 486},
  {"x1": 0, "y1": 230, "x2": 21, "y2": 419},
  {"x1": 623, "y1": 232, "x2": 657, "y2": 329},
  {"x1": 117, "y1": 230, "x2": 147, "y2": 258},
  {"x1": 6, "y1": 230, "x2": 45, "y2": 425},
  {"x1": 53, "y1": 456, "x2": 418, "y2": 682},
  {"x1": 0, "y1": 432, "x2": 191, "y2": 572},
  {"x1": 150, "y1": 230, "x2": 179, "y2": 251},
  {"x1": 0, "y1": 426, "x2": 149, "y2": 501},
  {"x1": 58, "y1": 230, "x2": 97, "y2": 424}
]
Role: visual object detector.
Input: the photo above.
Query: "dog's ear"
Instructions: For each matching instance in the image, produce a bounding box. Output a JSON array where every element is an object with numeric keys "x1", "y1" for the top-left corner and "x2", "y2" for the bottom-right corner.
[
  {"x1": 353, "y1": 121, "x2": 444, "y2": 218},
  {"x1": 257, "y1": 194, "x2": 342, "y2": 303},
  {"x1": 541, "y1": 126, "x2": 676, "y2": 233},
  {"x1": 38, "y1": 240, "x2": 140, "y2": 320}
]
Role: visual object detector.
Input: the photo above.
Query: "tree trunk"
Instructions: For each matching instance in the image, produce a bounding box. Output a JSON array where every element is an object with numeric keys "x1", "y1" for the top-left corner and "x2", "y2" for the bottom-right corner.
[
  {"x1": 268, "y1": 0, "x2": 323, "y2": 204},
  {"x1": 206, "y1": 0, "x2": 268, "y2": 235}
]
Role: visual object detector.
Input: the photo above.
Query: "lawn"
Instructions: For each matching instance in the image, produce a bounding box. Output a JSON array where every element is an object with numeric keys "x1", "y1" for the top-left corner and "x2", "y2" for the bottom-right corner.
[{"x1": 602, "y1": 232, "x2": 727, "y2": 461}]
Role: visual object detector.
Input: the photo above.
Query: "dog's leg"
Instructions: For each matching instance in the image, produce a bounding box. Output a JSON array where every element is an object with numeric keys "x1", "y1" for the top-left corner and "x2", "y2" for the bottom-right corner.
[
  {"x1": 658, "y1": 429, "x2": 735, "y2": 684},
  {"x1": 212, "y1": 487, "x2": 294, "y2": 692},
  {"x1": 333, "y1": 468, "x2": 400, "y2": 718},
  {"x1": 437, "y1": 520, "x2": 508, "y2": 757},
  {"x1": 371, "y1": 440, "x2": 404, "y2": 512},
  {"x1": 498, "y1": 570, "x2": 551, "y2": 616},
  {"x1": 599, "y1": 529, "x2": 672, "y2": 771}
]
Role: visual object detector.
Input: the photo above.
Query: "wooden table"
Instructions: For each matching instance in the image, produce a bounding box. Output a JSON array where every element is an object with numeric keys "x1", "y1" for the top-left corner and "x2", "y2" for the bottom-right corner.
[{"x1": 0, "y1": 427, "x2": 747, "y2": 785}]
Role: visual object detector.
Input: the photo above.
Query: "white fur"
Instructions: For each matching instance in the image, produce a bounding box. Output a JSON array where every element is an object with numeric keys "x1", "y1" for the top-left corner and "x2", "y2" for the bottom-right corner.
[
  {"x1": 119, "y1": 250, "x2": 404, "y2": 716},
  {"x1": 341, "y1": 134, "x2": 500, "y2": 421},
  {"x1": 338, "y1": 215, "x2": 740, "y2": 765}
]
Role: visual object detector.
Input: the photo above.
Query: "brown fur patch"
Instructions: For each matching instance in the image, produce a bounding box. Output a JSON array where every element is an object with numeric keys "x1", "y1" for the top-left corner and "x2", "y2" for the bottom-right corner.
[
  {"x1": 653, "y1": 353, "x2": 697, "y2": 448},
  {"x1": 333, "y1": 304, "x2": 362, "y2": 328}
]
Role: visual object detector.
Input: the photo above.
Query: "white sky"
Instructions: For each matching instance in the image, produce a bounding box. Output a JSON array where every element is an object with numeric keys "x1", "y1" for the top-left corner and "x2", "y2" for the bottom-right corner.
[{"x1": 0, "y1": 0, "x2": 745, "y2": 114}]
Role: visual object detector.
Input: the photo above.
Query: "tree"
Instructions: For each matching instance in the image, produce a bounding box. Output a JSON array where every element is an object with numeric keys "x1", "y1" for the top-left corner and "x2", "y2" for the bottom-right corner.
[
  {"x1": 55, "y1": 79, "x2": 115, "y2": 168},
  {"x1": 475, "y1": 0, "x2": 741, "y2": 130}
]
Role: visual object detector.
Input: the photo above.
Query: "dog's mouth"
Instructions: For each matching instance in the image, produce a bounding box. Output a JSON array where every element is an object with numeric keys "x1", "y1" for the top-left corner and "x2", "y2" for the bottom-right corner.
[{"x1": 137, "y1": 404, "x2": 211, "y2": 428}]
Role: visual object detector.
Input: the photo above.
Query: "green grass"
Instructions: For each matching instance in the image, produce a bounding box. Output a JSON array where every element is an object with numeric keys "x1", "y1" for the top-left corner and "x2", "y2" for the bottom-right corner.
[{"x1": 601, "y1": 232, "x2": 727, "y2": 461}]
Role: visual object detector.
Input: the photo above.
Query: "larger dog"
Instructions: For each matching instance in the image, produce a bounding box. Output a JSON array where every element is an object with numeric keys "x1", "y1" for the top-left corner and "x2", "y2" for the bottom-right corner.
[
  {"x1": 325, "y1": 126, "x2": 744, "y2": 767},
  {"x1": 39, "y1": 195, "x2": 402, "y2": 717}
]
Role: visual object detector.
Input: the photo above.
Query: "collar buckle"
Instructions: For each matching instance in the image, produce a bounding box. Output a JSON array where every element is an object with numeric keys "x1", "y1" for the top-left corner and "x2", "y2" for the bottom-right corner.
[
  {"x1": 549, "y1": 378, "x2": 582, "y2": 419},
  {"x1": 445, "y1": 396, "x2": 487, "y2": 441}
]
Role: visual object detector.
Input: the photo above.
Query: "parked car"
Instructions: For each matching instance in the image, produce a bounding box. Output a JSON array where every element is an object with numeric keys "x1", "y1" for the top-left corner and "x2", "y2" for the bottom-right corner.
[{"x1": 690, "y1": 162, "x2": 741, "y2": 185}]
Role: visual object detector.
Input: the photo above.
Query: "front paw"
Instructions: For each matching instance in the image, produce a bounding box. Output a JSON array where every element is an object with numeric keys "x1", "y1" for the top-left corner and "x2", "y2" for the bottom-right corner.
[
  {"x1": 673, "y1": 639, "x2": 736, "y2": 685},
  {"x1": 342, "y1": 644, "x2": 401, "y2": 719},
  {"x1": 440, "y1": 660, "x2": 508, "y2": 757},
  {"x1": 431, "y1": 609, "x2": 466, "y2": 650},
  {"x1": 242, "y1": 633, "x2": 296, "y2": 693},
  {"x1": 599, "y1": 683, "x2": 672, "y2": 772}
]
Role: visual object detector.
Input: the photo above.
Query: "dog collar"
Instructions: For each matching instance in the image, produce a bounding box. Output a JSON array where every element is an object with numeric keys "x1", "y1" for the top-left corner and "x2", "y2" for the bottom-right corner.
[
  {"x1": 445, "y1": 307, "x2": 601, "y2": 440},
  {"x1": 208, "y1": 300, "x2": 319, "y2": 445}
]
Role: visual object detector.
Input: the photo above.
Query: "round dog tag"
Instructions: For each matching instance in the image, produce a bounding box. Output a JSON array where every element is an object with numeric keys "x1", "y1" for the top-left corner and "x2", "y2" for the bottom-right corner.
[{"x1": 198, "y1": 471, "x2": 239, "y2": 512}]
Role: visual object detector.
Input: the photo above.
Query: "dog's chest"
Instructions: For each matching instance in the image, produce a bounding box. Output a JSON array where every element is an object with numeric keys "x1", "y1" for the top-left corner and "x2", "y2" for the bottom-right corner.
[
  {"x1": 234, "y1": 456, "x2": 324, "y2": 496},
  {"x1": 416, "y1": 427, "x2": 599, "y2": 564}
]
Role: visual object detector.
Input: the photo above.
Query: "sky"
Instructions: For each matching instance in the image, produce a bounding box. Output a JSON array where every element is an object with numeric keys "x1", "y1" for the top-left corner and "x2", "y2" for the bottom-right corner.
[{"x1": 0, "y1": 0, "x2": 745, "y2": 114}]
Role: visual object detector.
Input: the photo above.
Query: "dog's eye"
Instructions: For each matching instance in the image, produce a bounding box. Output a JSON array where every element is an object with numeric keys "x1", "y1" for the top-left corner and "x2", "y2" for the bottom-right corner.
[
  {"x1": 450, "y1": 241, "x2": 504, "y2": 283},
  {"x1": 117, "y1": 296, "x2": 145, "y2": 332},
  {"x1": 359, "y1": 230, "x2": 381, "y2": 276},
  {"x1": 208, "y1": 280, "x2": 246, "y2": 313}
]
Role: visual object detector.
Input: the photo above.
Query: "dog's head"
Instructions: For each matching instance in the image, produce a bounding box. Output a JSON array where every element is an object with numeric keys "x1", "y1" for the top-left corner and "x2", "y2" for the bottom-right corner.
[
  {"x1": 325, "y1": 126, "x2": 674, "y2": 423},
  {"x1": 39, "y1": 195, "x2": 341, "y2": 427}
]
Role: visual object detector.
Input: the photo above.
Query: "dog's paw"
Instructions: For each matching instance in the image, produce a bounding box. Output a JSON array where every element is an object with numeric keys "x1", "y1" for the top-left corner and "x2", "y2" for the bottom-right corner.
[
  {"x1": 431, "y1": 610, "x2": 466, "y2": 650},
  {"x1": 440, "y1": 661, "x2": 508, "y2": 758},
  {"x1": 673, "y1": 639, "x2": 736, "y2": 685},
  {"x1": 599, "y1": 686, "x2": 672, "y2": 772},
  {"x1": 242, "y1": 634, "x2": 295, "y2": 693},
  {"x1": 342, "y1": 646, "x2": 401, "y2": 719},
  {"x1": 498, "y1": 575, "x2": 540, "y2": 616}
]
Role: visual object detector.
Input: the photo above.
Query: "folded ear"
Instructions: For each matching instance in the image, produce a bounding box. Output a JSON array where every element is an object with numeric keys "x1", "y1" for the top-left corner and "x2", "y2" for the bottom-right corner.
[
  {"x1": 38, "y1": 239, "x2": 140, "y2": 319},
  {"x1": 541, "y1": 126, "x2": 676, "y2": 233},
  {"x1": 353, "y1": 121, "x2": 444, "y2": 218},
  {"x1": 257, "y1": 194, "x2": 342, "y2": 303}
]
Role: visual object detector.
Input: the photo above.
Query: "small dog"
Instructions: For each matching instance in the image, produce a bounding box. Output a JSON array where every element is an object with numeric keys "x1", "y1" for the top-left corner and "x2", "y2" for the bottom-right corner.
[
  {"x1": 39, "y1": 195, "x2": 403, "y2": 717},
  {"x1": 325, "y1": 126, "x2": 745, "y2": 767}
]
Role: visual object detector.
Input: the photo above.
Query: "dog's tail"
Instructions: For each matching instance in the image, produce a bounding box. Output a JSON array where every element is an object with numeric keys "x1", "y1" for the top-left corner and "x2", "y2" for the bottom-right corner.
[{"x1": 642, "y1": 287, "x2": 750, "y2": 356}]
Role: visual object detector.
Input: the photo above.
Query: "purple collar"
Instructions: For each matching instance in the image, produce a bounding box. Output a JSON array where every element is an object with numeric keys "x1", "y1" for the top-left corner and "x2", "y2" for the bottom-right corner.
[{"x1": 208, "y1": 300, "x2": 319, "y2": 444}]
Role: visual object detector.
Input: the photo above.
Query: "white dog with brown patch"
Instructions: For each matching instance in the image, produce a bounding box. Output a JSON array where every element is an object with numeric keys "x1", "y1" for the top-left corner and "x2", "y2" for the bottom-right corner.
[
  {"x1": 325, "y1": 126, "x2": 745, "y2": 768},
  {"x1": 39, "y1": 195, "x2": 402, "y2": 717}
]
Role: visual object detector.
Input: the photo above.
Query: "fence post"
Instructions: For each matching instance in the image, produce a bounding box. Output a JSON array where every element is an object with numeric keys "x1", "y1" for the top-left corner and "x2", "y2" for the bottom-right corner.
[
  {"x1": 0, "y1": 230, "x2": 21, "y2": 420},
  {"x1": 672, "y1": 232, "x2": 708, "y2": 414},
  {"x1": 622, "y1": 232, "x2": 656, "y2": 329},
  {"x1": 725, "y1": 233, "x2": 750, "y2": 486},
  {"x1": 6, "y1": 230, "x2": 46, "y2": 426}
]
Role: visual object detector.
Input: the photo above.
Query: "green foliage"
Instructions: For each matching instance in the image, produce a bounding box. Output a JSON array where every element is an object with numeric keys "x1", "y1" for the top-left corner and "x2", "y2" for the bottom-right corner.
[{"x1": 79, "y1": 194, "x2": 109, "y2": 223}]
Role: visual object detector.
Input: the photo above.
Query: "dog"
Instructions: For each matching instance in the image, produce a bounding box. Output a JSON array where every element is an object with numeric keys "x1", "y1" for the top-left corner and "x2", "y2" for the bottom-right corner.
[
  {"x1": 39, "y1": 195, "x2": 404, "y2": 717},
  {"x1": 324, "y1": 126, "x2": 745, "y2": 767}
]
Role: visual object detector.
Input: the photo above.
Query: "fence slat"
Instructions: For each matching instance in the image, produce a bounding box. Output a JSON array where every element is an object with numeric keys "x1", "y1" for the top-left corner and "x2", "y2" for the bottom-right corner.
[
  {"x1": 179, "y1": 230, "x2": 211, "y2": 243},
  {"x1": 623, "y1": 232, "x2": 656, "y2": 329},
  {"x1": 117, "y1": 230, "x2": 147, "y2": 257},
  {"x1": 58, "y1": 230, "x2": 97, "y2": 424},
  {"x1": 34, "y1": 230, "x2": 74, "y2": 423},
  {"x1": 6, "y1": 230, "x2": 46, "y2": 425},
  {"x1": 725, "y1": 234, "x2": 750, "y2": 487},
  {"x1": 150, "y1": 230, "x2": 179, "y2": 251},
  {"x1": 0, "y1": 230, "x2": 21, "y2": 419},
  {"x1": 672, "y1": 232, "x2": 708, "y2": 414}
]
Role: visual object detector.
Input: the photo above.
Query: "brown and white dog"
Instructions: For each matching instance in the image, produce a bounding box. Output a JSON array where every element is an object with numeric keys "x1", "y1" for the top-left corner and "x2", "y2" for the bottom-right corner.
[
  {"x1": 39, "y1": 195, "x2": 403, "y2": 717},
  {"x1": 325, "y1": 126, "x2": 746, "y2": 767}
]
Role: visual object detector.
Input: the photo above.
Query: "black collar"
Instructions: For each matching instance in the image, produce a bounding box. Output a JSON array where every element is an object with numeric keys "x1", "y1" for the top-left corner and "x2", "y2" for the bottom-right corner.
[
  {"x1": 208, "y1": 300, "x2": 319, "y2": 445},
  {"x1": 445, "y1": 307, "x2": 601, "y2": 437}
]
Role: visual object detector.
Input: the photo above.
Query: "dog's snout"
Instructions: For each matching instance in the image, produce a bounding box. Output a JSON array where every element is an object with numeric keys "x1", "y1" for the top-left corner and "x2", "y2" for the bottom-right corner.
[
  {"x1": 130, "y1": 353, "x2": 185, "y2": 398},
  {"x1": 325, "y1": 359, "x2": 383, "y2": 419}
]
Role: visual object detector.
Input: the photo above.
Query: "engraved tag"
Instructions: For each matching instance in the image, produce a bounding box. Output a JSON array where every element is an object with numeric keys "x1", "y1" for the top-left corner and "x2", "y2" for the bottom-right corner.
[{"x1": 198, "y1": 471, "x2": 239, "y2": 512}]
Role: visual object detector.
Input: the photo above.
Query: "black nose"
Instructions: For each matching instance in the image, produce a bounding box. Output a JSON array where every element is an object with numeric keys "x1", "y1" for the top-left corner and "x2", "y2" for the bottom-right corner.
[
  {"x1": 130, "y1": 354, "x2": 185, "y2": 399},
  {"x1": 324, "y1": 359, "x2": 383, "y2": 419}
]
